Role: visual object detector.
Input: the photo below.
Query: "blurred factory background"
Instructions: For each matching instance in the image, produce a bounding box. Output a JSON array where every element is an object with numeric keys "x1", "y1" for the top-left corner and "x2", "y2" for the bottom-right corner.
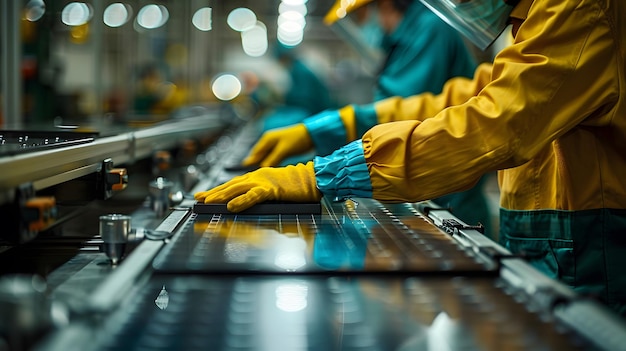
[{"x1": 1, "y1": 0, "x2": 381, "y2": 128}]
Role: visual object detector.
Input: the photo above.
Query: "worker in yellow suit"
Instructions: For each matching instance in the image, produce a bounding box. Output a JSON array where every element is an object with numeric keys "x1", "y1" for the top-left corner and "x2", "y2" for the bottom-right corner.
[
  {"x1": 245, "y1": 0, "x2": 495, "y2": 238},
  {"x1": 196, "y1": 0, "x2": 626, "y2": 315}
]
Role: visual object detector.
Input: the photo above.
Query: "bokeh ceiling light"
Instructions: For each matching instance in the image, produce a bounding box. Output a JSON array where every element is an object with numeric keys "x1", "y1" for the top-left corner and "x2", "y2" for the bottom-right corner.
[
  {"x1": 277, "y1": 24, "x2": 304, "y2": 47},
  {"x1": 277, "y1": 22, "x2": 304, "y2": 38},
  {"x1": 192, "y1": 7, "x2": 212, "y2": 31},
  {"x1": 241, "y1": 21, "x2": 268, "y2": 57},
  {"x1": 103, "y1": 3, "x2": 133, "y2": 27},
  {"x1": 277, "y1": 8, "x2": 305, "y2": 47},
  {"x1": 61, "y1": 2, "x2": 93, "y2": 26},
  {"x1": 25, "y1": 0, "x2": 46, "y2": 22},
  {"x1": 281, "y1": 0, "x2": 308, "y2": 5},
  {"x1": 211, "y1": 74, "x2": 242, "y2": 101},
  {"x1": 278, "y1": 2, "x2": 307, "y2": 16},
  {"x1": 227, "y1": 8, "x2": 257, "y2": 32},
  {"x1": 277, "y1": 11, "x2": 306, "y2": 28},
  {"x1": 137, "y1": 4, "x2": 169, "y2": 29}
]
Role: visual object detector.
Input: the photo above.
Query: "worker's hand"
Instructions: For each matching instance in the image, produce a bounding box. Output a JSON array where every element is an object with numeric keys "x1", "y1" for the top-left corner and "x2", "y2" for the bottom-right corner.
[
  {"x1": 194, "y1": 162, "x2": 322, "y2": 213},
  {"x1": 241, "y1": 124, "x2": 313, "y2": 167}
]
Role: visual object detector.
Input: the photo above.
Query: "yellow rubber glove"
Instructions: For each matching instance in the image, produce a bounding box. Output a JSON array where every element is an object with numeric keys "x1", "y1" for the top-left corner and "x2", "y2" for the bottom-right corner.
[
  {"x1": 194, "y1": 162, "x2": 322, "y2": 213},
  {"x1": 241, "y1": 124, "x2": 313, "y2": 167}
]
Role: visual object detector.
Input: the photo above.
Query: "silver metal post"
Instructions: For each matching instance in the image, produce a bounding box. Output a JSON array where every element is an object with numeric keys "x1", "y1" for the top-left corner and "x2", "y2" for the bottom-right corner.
[{"x1": 1, "y1": 0, "x2": 23, "y2": 128}]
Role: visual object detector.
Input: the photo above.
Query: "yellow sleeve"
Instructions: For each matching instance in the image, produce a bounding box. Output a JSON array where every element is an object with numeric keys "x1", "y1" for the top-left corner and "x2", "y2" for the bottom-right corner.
[
  {"x1": 374, "y1": 63, "x2": 493, "y2": 124},
  {"x1": 363, "y1": 0, "x2": 619, "y2": 202},
  {"x1": 335, "y1": 64, "x2": 493, "y2": 144}
]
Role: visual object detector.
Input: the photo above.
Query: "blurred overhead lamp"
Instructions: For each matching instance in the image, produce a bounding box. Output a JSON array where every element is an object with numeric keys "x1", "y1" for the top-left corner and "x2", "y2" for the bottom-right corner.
[
  {"x1": 61, "y1": 2, "x2": 93, "y2": 26},
  {"x1": 103, "y1": 3, "x2": 133, "y2": 28},
  {"x1": 277, "y1": 9, "x2": 305, "y2": 47},
  {"x1": 277, "y1": 10, "x2": 306, "y2": 28},
  {"x1": 281, "y1": 0, "x2": 308, "y2": 5},
  {"x1": 24, "y1": 0, "x2": 46, "y2": 22},
  {"x1": 211, "y1": 74, "x2": 242, "y2": 101},
  {"x1": 241, "y1": 21, "x2": 268, "y2": 57},
  {"x1": 192, "y1": 7, "x2": 212, "y2": 31},
  {"x1": 137, "y1": 4, "x2": 169, "y2": 29},
  {"x1": 227, "y1": 8, "x2": 257, "y2": 32},
  {"x1": 277, "y1": 22, "x2": 304, "y2": 47},
  {"x1": 278, "y1": 2, "x2": 307, "y2": 16}
]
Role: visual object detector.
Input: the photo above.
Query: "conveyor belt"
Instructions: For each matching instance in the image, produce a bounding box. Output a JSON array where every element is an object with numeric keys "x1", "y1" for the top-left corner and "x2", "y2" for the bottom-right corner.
[
  {"x1": 152, "y1": 198, "x2": 494, "y2": 274},
  {"x1": 86, "y1": 275, "x2": 595, "y2": 351}
]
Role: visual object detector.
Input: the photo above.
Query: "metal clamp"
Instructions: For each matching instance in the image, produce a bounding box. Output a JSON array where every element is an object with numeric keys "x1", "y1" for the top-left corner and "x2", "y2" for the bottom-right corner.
[
  {"x1": 98, "y1": 158, "x2": 128, "y2": 200},
  {"x1": 440, "y1": 218, "x2": 485, "y2": 235}
]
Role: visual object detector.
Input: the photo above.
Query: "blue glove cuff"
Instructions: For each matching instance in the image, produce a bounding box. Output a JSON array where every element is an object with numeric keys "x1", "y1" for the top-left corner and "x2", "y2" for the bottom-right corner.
[
  {"x1": 353, "y1": 103, "x2": 378, "y2": 138},
  {"x1": 314, "y1": 140, "x2": 373, "y2": 199},
  {"x1": 303, "y1": 110, "x2": 347, "y2": 156}
]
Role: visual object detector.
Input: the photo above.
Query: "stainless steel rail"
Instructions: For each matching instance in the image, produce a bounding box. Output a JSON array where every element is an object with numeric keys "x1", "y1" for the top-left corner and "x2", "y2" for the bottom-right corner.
[{"x1": 0, "y1": 113, "x2": 226, "y2": 205}]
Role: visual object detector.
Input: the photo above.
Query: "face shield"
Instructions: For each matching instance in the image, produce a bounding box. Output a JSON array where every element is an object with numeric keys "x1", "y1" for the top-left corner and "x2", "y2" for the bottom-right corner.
[{"x1": 418, "y1": 0, "x2": 515, "y2": 50}]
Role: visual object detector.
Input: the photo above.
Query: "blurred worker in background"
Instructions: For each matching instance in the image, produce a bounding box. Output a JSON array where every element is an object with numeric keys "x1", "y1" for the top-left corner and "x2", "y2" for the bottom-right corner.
[
  {"x1": 196, "y1": 0, "x2": 626, "y2": 316},
  {"x1": 363, "y1": 0, "x2": 477, "y2": 100},
  {"x1": 259, "y1": 43, "x2": 335, "y2": 131},
  {"x1": 276, "y1": 44, "x2": 334, "y2": 116},
  {"x1": 241, "y1": 0, "x2": 494, "y2": 238},
  {"x1": 239, "y1": 71, "x2": 282, "y2": 114},
  {"x1": 133, "y1": 63, "x2": 186, "y2": 116}
]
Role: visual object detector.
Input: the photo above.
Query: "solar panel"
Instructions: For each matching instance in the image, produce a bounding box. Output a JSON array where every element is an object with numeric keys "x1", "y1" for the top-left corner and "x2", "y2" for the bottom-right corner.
[{"x1": 153, "y1": 198, "x2": 494, "y2": 274}]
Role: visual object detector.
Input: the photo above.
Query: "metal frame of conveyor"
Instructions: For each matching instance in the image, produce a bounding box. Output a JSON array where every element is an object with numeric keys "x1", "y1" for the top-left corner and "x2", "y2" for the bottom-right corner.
[
  {"x1": 0, "y1": 112, "x2": 228, "y2": 243},
  {"x1": 421, "y1": 203, "x2": 626, "y2": 351},
  {"x1": 0, "y1": 114, "x2": 225, "y2": 204}
]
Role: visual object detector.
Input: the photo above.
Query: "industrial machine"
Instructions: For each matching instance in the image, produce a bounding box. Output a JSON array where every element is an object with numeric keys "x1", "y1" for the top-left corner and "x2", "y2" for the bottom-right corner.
[{"x1": 1, "y1": 111, "x2": 626, "y2": 351}]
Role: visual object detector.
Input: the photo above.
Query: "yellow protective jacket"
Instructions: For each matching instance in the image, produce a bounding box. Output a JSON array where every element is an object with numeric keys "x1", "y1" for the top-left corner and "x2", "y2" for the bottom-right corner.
[{"x1": 360, "y1": 0, "x2": 625, "y2": 212}]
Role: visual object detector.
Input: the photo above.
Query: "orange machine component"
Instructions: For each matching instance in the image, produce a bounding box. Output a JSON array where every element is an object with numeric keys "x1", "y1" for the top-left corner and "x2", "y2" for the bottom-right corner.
[
  {"x1": 109, "y1": 168, "x2": 129, "y2": 191},
  {"x1": 24, "y1": 197, "x2": 56, "y2": 232},
  {"x1": 153, "y1": 151, "x2": 172, "y2": 172}
]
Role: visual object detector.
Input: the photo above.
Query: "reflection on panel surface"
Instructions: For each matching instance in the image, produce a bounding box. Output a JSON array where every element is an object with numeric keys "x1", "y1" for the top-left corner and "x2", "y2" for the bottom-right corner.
[
  {"x1": 93, "y1": 276, "x2": 593, "y2": 351},
  {"x1": 153, "y1": 198, "x2": 492, "y2": 274}
]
